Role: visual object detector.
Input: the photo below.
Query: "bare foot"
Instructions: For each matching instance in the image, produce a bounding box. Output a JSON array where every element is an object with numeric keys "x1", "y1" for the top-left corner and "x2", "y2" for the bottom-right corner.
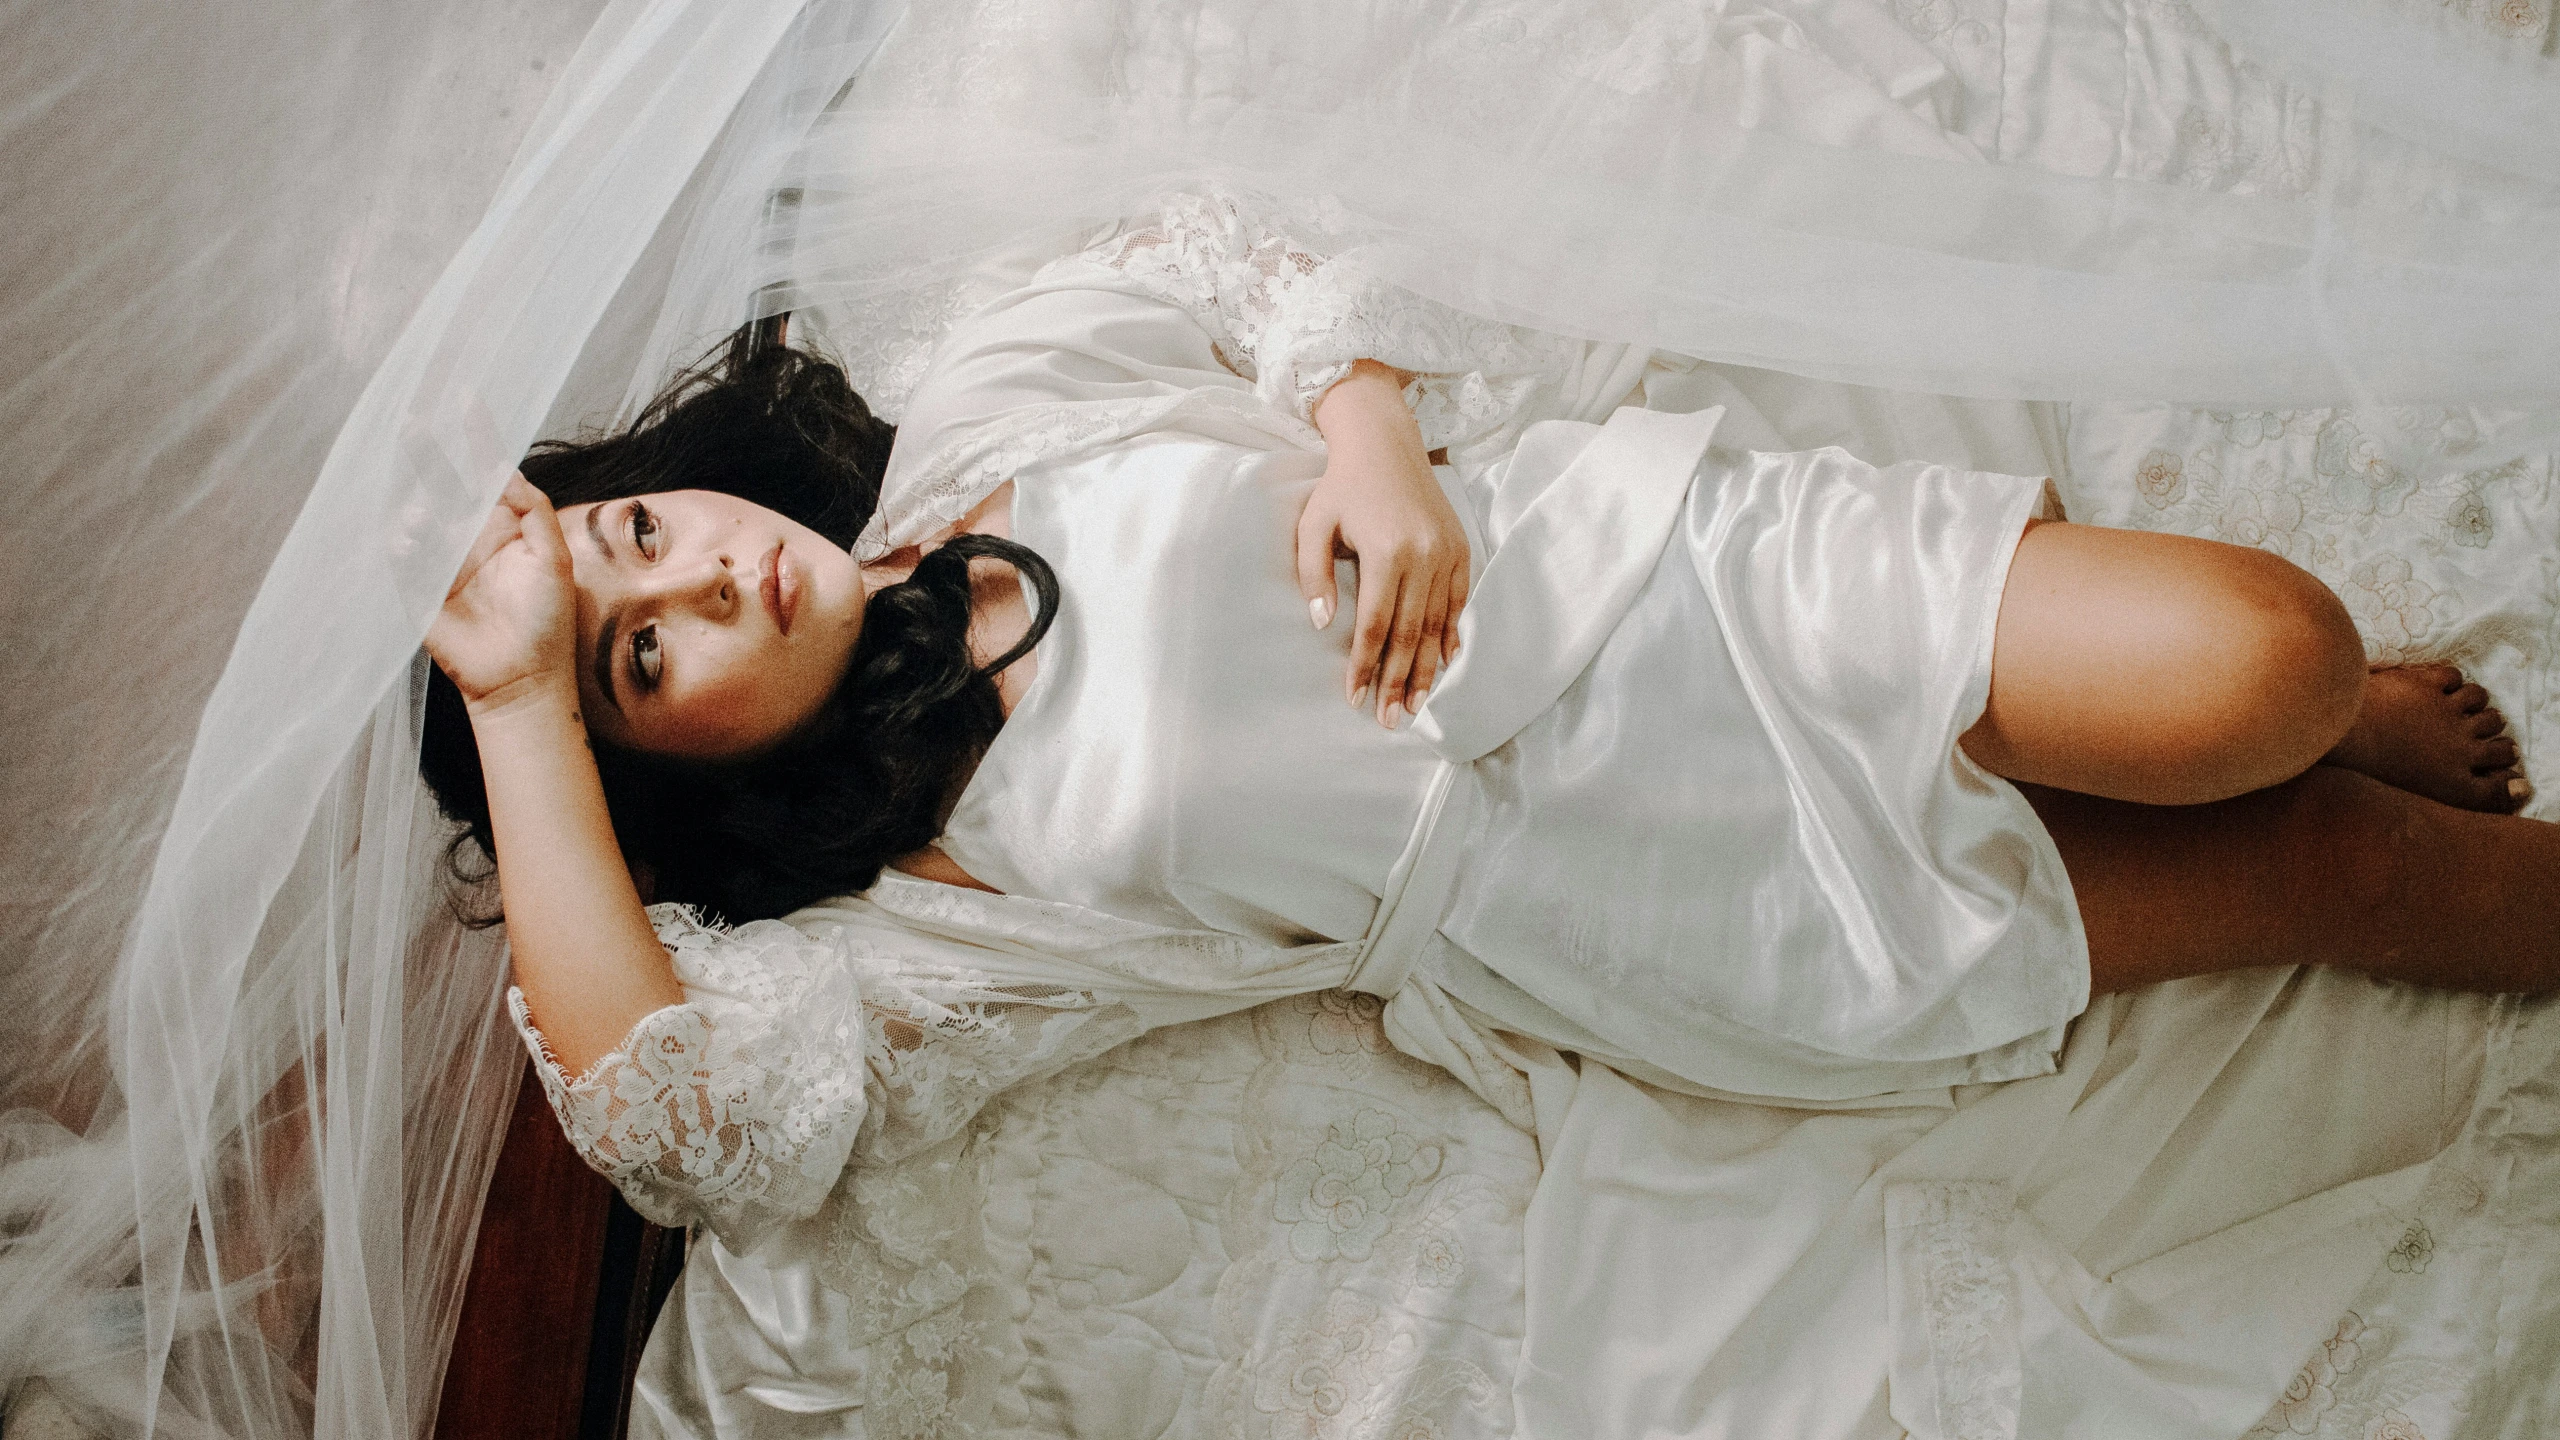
[{"x1": 2322, "y1": 663, "x2": 2530, "y2": 813}]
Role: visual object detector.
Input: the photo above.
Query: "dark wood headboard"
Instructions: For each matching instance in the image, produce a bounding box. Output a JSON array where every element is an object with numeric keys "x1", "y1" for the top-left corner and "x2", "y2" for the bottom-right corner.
[{"x1": 435, "y1": 1061, "x2": 684, "y2": 1440}]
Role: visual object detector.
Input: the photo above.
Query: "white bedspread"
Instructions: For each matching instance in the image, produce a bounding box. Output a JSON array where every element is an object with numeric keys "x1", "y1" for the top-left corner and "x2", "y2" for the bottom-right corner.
[{"x1": 635, "y1": 1, "x2": 2560, "y2": 1435}]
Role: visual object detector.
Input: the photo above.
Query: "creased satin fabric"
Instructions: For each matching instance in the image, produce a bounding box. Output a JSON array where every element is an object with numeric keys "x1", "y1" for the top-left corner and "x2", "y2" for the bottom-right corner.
[
  {"x1": 932, "y1": 265, "x2": 2085, "y2": 1104},
  {"x1": 1437, "y1": 439, "x2": 2080, "y2": 1100}
]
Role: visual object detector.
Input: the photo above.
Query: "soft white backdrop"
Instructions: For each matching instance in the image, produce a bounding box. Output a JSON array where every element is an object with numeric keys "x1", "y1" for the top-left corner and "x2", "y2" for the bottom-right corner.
[{"x1": 0, "y1": 4, "x2": 600, "y2": 1432}]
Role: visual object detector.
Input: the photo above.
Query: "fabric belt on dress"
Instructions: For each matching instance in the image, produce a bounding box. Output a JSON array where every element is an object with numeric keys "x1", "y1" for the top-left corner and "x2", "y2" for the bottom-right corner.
[
  {"x1": 1343, "y1": 761, "x2": 1472, "y2": 998},
  {"x1": 1346, "y1": 407, "x2": 1723, "y2": 999}
]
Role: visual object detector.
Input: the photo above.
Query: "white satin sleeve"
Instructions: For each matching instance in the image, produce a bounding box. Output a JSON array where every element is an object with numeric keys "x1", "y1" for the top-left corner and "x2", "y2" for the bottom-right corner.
[
  {"x1": 1083, "y1": 190, "x2": 1575, "y2": 450},
  {"x1": 862, "y1": 190, "x2": 1575, "y2": 559},
  {"x1": 507, "y1": 903, "x2": 1149, "y2": 1248}
]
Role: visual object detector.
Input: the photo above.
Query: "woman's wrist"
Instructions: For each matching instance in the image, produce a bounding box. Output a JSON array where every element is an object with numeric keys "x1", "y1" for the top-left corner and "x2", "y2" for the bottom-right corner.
[
  {"x1": 1311, "y1": 360, "x2": 1416, "y2": 435},
  {"x1": 462, "y1": 671, "x2": 583, "y2": 734},
  {"x1": 465, "y1": 679, "x2": 598, "y2": 793},
  {"x1": 1312, "y1": 361, "x2": 1432, "y2": 480}
]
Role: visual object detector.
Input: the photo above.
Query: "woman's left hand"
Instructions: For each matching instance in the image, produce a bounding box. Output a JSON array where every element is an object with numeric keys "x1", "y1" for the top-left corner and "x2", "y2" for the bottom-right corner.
[{"x1": 1297, "y1": 362, "x2": 1471, "y2": 729}]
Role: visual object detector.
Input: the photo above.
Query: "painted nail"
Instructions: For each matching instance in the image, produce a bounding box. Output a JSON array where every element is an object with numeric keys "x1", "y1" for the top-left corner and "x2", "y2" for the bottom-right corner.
[
  {"x1": 1350, "y1": 684, "x2": 1370, "y2": 711},
  {"x1": 2511, "y1": 777, "x2": 2534, "y2": 804},
  {"x1": 1384, "y1": 700, "x2": 1408, "y2": 730},
  {"x1": 1309, "y1": 595, "x2": 1334, "y2": 630}
]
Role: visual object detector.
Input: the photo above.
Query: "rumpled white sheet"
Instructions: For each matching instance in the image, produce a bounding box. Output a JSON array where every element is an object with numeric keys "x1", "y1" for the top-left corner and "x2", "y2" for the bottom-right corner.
[{"x1": 636, "y1": 1, "x2": 2560, "y2": 1436}]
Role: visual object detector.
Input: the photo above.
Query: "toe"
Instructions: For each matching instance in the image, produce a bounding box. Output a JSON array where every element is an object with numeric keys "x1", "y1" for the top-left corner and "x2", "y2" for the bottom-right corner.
[
  {"x1": 2463, "y1": 766, "x2": 2530, "y2": 814},
  {"x1": 2451, "y1": 682, "x2": 2491, "y2": 713},
  {"x1": 2404, "y1": 661, "x2": 2464, "y2": 691},
  {"x1": 2471, "y1": 706, "x2": 2507, "y2": 739},
  {"x1": 2475, "y1": 735, "x2": 2522, "y2": 770}
]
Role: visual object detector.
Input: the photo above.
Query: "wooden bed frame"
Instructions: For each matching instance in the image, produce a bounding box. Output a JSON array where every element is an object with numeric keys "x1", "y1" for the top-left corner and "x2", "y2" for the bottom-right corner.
[{"x1": 435, "y1": 1060, "x2": 684, "y2": 1440}]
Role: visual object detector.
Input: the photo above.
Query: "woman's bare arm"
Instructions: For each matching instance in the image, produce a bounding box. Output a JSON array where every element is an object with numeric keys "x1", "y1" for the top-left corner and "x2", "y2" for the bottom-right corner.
[
  {"x1": 428, "y1": 475, "x2": 681, "y2": 1076},
  {"x1": 470, "y1": 690, "x2": 683, "y2": 1075}
]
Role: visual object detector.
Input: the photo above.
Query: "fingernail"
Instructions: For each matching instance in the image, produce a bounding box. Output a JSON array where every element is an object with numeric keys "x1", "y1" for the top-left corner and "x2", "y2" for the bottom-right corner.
[
  {"x1": 1384, "y1": 701, "x2": 1408, "y2": 730},
  {"x1": 1309, "y1": 596, "x2": 1333, "y2": 630},
  {"x1": 1350, "y1": 684, "x2": 1370, "y2": 712},
  {"x1": 2511, "y1": 777, "x2": 2534, "y2": 804}
]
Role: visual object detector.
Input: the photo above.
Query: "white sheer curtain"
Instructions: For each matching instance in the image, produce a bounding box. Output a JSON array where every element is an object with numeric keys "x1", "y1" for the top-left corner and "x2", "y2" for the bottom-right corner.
[
  {"x1": 0, "y1": 2, "x2": 843, "y2": 1433},
  {"x1": 0, "y1": 0, "x2": 2552, "y2": 1435},
  {"x1": 0, "y1": 3, "x2": 599, "y2": 1434},
  {"x1": 756, "y1": 0, "x2": 2560, "y2": 413}
]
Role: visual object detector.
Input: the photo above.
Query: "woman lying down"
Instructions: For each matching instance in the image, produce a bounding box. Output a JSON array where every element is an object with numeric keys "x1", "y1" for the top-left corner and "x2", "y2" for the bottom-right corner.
[{"x1": 419, "y1": 193, "x2": 2553, "y2": 1358}]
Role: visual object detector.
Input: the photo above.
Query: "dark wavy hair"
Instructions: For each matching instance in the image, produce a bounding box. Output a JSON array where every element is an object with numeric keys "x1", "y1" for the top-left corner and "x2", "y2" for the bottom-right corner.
[{"x1": 417, "y1": 324, "x2": 1058, "y2": 923}]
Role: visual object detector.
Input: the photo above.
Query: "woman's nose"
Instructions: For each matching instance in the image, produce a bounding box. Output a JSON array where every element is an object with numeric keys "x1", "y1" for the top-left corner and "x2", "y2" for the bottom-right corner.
[{"x1": 636, "y1": 552, "x2": 738, "y2": 618}]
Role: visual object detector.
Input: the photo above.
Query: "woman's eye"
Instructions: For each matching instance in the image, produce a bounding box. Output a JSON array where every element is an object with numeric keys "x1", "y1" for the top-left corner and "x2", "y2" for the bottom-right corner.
[
  {"x1": 629, "y1": 625, "x2": 663, "y2": 690},
  {"x1": 630, "y1": 502, "x2": 661, "y2": 560}
]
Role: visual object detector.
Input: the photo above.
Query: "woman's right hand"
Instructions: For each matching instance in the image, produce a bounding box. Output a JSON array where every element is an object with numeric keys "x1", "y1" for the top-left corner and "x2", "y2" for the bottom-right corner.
[{"x1": 425, "y1": 473, "x2": 580, "y2": 718}]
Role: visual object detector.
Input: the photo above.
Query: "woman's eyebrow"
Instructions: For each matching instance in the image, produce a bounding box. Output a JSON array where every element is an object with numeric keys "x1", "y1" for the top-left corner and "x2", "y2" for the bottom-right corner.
[
  {"x1": 593, "y1": 611, "x2": 624, "y2": 715},
  {"x1": 581, "y1": 505, "x2": 626, "y2": 714}
]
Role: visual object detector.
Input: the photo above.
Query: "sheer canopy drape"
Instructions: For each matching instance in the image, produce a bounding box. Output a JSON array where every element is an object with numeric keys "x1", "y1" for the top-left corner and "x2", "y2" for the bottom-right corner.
[{"x1": 2, "y1": 0, "x2": 2553, "y2": 1434}]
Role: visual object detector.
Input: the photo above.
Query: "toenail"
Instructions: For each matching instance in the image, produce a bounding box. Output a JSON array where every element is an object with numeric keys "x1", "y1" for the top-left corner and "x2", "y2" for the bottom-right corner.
[{"x1": 2510, "y1": 777, "x2": 2534, "y2": 804}]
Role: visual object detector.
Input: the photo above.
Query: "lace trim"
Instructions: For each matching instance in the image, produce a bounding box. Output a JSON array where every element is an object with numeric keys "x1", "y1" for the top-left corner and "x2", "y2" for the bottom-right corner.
[
  {"x1": 1888, "y1": 1180, "x2": 2023, "y2": 1440},
  {"x1": 861, "y1": 189, "x2": 1577, "y2": 559},
  {"x1": 1088, "y1": 190, "x2": 1574, "y2": 454},
  {"x1": 508, "y1": 954, "x2": 864, "y2": 1234},
  {"x1": 508, "y1": 902, "x2": 1152, "y2": 1242}
]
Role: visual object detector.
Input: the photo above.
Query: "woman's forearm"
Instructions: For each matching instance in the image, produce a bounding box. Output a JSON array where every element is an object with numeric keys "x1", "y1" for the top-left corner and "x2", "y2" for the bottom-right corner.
[{"x1": 470, "y1": 685, "x2": 684, "y2": 1077}]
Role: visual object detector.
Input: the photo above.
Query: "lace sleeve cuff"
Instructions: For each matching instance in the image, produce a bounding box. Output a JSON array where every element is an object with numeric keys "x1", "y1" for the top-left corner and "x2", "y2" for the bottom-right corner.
[
  {"x1": 1089, "y1": 191, "x2": 1572, "y2": 454},
  {"x1": 1253, "y1": 278, "x2": 1557, "y2": 454},
  {"x1": 506, "y1": 906, "x2": 870, "y2": 1238}
]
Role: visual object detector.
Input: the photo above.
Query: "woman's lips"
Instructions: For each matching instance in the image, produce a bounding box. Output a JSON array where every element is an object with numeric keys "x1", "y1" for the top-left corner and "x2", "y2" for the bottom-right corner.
[{"x1": 763, "y1": 543, "x2": 797, "y2": 636}]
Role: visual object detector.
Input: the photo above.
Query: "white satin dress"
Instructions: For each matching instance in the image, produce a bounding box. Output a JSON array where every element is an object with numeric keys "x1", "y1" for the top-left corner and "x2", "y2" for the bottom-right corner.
[{"x1": 925, "y1": 203, "x2": 2084, "y2": 1106}]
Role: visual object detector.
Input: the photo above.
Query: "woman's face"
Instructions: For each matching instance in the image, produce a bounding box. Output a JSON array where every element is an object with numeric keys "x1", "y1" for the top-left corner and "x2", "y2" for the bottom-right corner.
[{"x1": 560, "y1": 490, "x2": 866, "y2": 760}]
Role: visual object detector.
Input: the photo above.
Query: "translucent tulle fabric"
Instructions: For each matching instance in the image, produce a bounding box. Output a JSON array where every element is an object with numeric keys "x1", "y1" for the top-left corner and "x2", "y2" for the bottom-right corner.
[{"x1": 1, "y1": 0, "x2": 2554, "y2": 1435}]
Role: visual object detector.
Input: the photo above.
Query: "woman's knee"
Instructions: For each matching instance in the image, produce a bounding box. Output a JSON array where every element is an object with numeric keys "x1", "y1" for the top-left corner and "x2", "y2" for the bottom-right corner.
[
  {"x1": 2110, "y1": 541, "x2": 2366, "y2": 802},
  {"x1": 2205, "y1": 545, "x2": 2366, "y2": 785},
  {"x1": 1970, "y1": 524, "x2": 2365, "y2": 804}
]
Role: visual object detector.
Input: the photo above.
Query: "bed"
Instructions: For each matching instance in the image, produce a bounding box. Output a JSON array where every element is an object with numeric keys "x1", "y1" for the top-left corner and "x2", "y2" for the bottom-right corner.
[
  {"x1": 619, "y1": 1, "x2": 2560, "y2": 1436},
  {"x1": 2, "y1": 1, "x2": 2550, "y2": 1437}
]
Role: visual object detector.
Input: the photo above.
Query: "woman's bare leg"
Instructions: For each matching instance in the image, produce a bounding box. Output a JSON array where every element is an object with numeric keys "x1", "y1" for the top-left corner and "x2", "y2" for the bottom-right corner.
[
  {"x1": 1958, "y1": 515, "x2": 2551, "y2": 994},
  {"x1": 1960, "y1": 519, "x2": 2376, "y2": 804},
  {"x1": 1961, "y1": 518, "x2": 2528, "y2": 810},
  {"x1": 2023, "y1": 767, "x2": 2560, "y2": 995}
]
